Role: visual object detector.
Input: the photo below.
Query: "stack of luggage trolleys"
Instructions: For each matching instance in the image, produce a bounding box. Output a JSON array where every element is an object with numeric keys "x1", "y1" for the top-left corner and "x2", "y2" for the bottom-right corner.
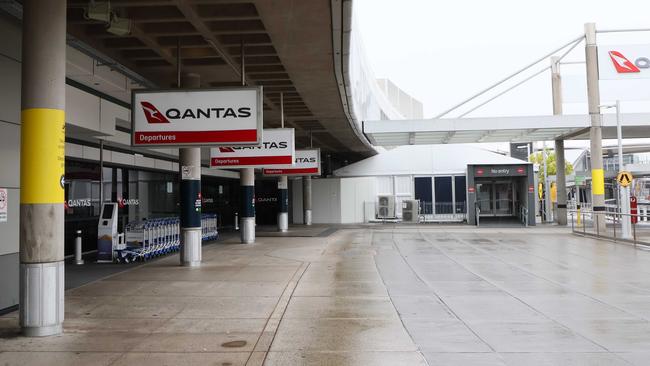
[
  {"x1": 116, "y1": 214, "x2": 218, "y2": 263},
  {"x1": 201, "y1": 214, "x2": 219, "y2": 241}
]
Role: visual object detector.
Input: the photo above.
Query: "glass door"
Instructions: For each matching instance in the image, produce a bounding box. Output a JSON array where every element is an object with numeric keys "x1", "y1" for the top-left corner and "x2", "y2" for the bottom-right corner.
[
  {"x1": 494, "y1": 181, "x2": 514, "y2": 216},
  {"x1": 476, "y1": 182, "x2": 493, "y2": 215}
]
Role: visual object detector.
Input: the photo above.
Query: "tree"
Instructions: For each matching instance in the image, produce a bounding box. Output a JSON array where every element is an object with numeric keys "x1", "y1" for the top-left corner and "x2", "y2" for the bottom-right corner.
[{"x1": 529, "y1": 148, "x2": 574, "y2": 178}]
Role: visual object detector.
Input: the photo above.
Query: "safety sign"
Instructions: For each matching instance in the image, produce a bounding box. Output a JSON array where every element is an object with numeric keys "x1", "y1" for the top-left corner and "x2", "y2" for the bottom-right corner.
[
  {"x1": 617, "y1": 171, "x2": 633, "y2": 187},
  {"x1": 0, "y1": 188, "x2": 7, "y2": 223}
]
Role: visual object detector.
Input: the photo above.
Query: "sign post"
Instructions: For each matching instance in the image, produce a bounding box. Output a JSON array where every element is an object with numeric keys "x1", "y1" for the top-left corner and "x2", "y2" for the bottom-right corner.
[{"x1": 617, "y1": 170, "x2": 633, "y2": 238}]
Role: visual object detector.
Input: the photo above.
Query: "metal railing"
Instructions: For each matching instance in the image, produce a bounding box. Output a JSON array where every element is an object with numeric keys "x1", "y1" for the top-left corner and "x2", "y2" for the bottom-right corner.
[
  {"x1": 419, "y1": 202, "x2": 467, "y2": 222},
  {"x1": 519, "y1": 206, "x2": 529, "y2": 227},
  {"x1": 569, "y1": 209, "x2": 650, "y2": 247}
]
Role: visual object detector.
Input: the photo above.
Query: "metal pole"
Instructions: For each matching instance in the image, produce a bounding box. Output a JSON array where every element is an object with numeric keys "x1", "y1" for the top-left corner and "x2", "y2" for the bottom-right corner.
[
  {"x1": 75, "y1": 230, "x2": 84, "y2": 265},
  {"x1": 19, "y1": 0, "x2": 66, "y2": 337},
  {"x1": 616, "y1": 100, "x2": 632, "y2": 238},
  {"x1": 585, "y1": 22, "x2": 607, "y2": 230},
  {"x1": 99, "y1": 139, "x2": 104, "y2": 205},
  {"x1": 434, "y1": 35, "x2": 584, "y2": 118}
]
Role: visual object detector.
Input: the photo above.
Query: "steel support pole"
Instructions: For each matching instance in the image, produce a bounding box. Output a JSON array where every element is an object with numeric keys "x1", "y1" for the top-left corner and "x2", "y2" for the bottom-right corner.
[
  {"x1": 585, "y1": 23, "x2": 607, "y2": 229},
  {"x1": 616, "y1": 100, "x2": 632, "y2": 238},
  {"x1": 303, "y1": 176, "x2": 312, "y2": 225},
  {"x1": 177, "y1": 44, "x2": 203, "y2": 265},
  {"x1": 551, "y1": 57, "x2": 567, "y2": 225},
  {"x1": 19, "y1": 0, "x2": 66, "y2": 337}
]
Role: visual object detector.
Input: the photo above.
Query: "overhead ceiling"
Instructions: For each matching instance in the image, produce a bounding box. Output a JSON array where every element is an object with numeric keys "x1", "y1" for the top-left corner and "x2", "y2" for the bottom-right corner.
[{"x1": 65, "y1": 0, "x2": 374, "y2": 161}]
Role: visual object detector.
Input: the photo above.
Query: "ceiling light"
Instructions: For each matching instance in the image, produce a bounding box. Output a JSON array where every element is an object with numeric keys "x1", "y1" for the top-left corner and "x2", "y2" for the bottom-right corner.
[
  {"x1": 107, "y1": 15, "x2": 132, "y2": 36},
  {"x1": 85, "y1": 1, "x2": 111, "y2": 23}
]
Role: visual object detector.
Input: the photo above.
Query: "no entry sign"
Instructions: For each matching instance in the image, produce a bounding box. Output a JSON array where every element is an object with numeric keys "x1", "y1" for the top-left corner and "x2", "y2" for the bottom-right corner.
[
  {"x1": 263, "y1": 149, "x2": 321, "y2": 176},
  {"x1": 210, "y1": 128, "x2": 295, "y2": 168},
  {"x1": 132, "y1": 87, "x2": 263, "y2": 147}
]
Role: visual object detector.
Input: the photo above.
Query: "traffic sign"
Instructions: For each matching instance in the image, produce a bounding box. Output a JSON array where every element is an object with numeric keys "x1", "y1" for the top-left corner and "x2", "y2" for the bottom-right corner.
[
  {"x1": 617, "y1": 171, "x2": 633, "y2": 187},
  {"x1": 575, "y1": 175, "x2": 585, "y2": 186}
]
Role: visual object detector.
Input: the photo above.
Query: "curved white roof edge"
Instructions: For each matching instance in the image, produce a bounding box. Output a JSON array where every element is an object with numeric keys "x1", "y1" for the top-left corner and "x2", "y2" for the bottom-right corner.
[{"x1": 333, "y1": 144, "x2": 529, "y2": 177}]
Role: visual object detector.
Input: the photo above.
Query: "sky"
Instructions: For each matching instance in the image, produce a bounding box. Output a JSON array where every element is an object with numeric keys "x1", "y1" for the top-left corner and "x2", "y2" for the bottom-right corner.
[{"x1": 354, "y1": 0, "x2": 650, "y2": 151}]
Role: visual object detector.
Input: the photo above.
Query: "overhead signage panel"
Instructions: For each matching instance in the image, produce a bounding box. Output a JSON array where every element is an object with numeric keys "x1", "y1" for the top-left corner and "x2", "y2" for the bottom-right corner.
[
  {"x1": 263, "y1": 149, "x2": 321, "y2": 176},
  {"x1": 210, "y1": 128, "x2": 295, "y2": 169},
  {"x1": 132, "y1": 87, "x2": 263, "y2": 147},
  {"x1": 599, "y1": 45, "x2": 650, "y2": 80}
]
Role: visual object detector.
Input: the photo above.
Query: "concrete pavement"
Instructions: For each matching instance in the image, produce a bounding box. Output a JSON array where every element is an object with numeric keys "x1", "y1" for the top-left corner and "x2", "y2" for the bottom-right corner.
[{"x1": 2, "y1": 225, "x2": 650, "y2": 365}]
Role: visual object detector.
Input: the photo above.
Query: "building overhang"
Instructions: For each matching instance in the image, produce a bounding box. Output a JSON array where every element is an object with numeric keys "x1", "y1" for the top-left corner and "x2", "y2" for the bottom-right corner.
[{"x1": 363, "y1": 113, "x2": 650, "y2": 145}]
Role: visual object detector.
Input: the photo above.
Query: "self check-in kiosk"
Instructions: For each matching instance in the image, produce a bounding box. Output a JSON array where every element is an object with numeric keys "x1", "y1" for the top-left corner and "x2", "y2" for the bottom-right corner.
[{"x1": 97, "y1": 203, "x2": 122, "y2": 262}]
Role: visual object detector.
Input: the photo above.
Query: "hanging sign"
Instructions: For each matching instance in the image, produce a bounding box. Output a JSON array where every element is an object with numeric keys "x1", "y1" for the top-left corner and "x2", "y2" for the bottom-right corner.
[
  {"x1": 598, "y1": 45, "x2": 650, "y2": 80},
  {"x1": 132, "y1": 87, "x2": 263, "y2": 147},
  {"x1": 210, "y1": 128, "x2": 295, "y2": 168},
  {"x1": 263, "y1": 149, "x2": 321, "y2": 176}
]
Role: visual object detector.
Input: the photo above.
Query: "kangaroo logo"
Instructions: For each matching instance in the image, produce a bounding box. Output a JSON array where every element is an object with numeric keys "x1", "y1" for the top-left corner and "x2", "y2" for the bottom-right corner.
[{"x1": 141, "y1": 102, "x2": 170, "y2": 123}]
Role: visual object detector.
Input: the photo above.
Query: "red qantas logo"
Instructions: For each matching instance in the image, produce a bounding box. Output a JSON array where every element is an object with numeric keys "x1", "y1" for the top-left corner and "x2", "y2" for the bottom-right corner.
[
  {"x1": 141, "y1": 102, "x2": 170, "y2": 123},
  {"x1": 219, "y1": 147, "x2": 235, "y2": 153},
  {"x1": 609, "y1": 51, "x2": 641, "y2": 73}
]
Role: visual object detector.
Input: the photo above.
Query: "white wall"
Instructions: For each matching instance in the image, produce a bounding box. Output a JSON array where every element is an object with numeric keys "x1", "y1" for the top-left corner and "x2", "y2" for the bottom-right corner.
[
  {"x1": 312, "y1": 178, "x2": 342, "y2": 224},
  {"x1": 340, "y1": 177, "x2": 377, "y2": 223}
]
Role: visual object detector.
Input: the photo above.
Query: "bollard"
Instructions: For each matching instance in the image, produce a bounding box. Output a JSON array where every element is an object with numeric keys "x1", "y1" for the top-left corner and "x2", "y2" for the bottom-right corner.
[
  {"x1": 235, "y1": 212, "x2": 239, "y2": 231},
  {"x1": 75, "y1": 230, "x2": 84, "y2": 265}
]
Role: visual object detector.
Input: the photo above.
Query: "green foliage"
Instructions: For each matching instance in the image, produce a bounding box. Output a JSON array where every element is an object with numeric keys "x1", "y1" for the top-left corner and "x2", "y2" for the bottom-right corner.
[{"x1": 529, "y1": 148, "x2": 574, "y2": 178}]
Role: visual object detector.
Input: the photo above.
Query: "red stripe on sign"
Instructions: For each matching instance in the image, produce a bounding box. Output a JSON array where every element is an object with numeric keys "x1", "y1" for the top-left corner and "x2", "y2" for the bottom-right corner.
[
  {"x1": 134, "y1": 130, "x2": 257, "y2": 145},
  {"x1": 263, "y1": 167, "x2": 319, "y2": 175},
  {"x1": 210, "y1": 156, "x2": 293, "y2": 167}
]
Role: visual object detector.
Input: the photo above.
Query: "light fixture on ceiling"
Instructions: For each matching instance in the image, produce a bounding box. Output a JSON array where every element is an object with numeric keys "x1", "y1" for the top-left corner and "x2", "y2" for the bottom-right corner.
[
  {"x1": 107, "y1": 14, "x2": 132, "y2": 36},
  {"x1": 85, "y1": 1, "x2": 111, "y2": 23}
]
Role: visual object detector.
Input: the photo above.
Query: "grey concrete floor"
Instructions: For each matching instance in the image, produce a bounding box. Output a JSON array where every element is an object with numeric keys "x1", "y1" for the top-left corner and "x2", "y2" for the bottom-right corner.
[{"x1": 2, "y1": 225, "x2": 650, "y2": 365}]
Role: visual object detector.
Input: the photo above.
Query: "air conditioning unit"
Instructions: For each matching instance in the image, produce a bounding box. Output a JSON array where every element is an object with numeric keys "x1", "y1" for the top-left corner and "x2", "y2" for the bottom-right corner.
[
  {"x1": 377, "y1": 195, "x2": 396, "y2": 219},
  {"x1": 402, "y1": 199, "x2": 420, "y2": 223}
]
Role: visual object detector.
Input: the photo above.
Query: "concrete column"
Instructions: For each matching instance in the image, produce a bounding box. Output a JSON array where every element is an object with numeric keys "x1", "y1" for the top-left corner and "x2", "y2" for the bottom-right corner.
[
  {"x1": 585, "y1": 23, "x2": 606, "y2": 229},
  {"x1": 240, "y1": 168, "x2": 255, "y2": 243},
  {"x1": 551, "y1": 57, "x2": 567, "y2": 226},
  {"x1": 277, "y1": 176, "x2": 288, "y2": 232},
  {"x1": 179, "y1": 73, "x2": 202, "y2": 266},
  {"x1": 19, "y1": 0, "x2": 66, "y2": 337},
  {"x1": 303, "y1": 176, "x2": 312, "y2": 225}
]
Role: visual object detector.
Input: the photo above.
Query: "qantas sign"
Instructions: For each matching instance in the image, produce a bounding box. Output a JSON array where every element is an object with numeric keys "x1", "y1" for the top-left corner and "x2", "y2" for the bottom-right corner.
[
  {"x1": 210, "y1": 128, "x2": 295, "y2": 169},
  {"x1": 132, "y1": 87, "x2": 263, "y2": 147},
  {"x1": 599, "y1": 45, "x2": 650, "y2": 80},
  {"x1": 263, "y1": 149, "x2": 321, "y2": 177}
]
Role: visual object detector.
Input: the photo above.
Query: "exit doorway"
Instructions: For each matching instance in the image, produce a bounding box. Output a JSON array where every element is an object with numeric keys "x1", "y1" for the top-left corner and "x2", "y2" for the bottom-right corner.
[{"x1": 476, "y1": 181, "x2": 515, "y2": 217}]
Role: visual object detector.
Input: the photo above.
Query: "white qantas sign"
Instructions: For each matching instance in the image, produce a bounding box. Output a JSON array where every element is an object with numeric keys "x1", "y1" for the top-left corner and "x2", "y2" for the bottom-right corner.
[
  {"x1": 599, "y1": 45, "x2": 650, "y2": 80},
  {"x1": 210, "y1": 128, "x2": 295, "y2": 169},
  {"x1": 132, "y1": 87, "x2": 263, "y2": 147},
  {"x1": 263, "y1": 149, "x2": 321, "y2": 176}
]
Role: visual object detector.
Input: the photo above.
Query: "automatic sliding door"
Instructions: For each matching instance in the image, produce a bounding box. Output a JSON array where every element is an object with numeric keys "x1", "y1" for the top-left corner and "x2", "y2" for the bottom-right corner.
[{"x1": 494, "y1": 182, "x2": 514, "y2": 216}]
